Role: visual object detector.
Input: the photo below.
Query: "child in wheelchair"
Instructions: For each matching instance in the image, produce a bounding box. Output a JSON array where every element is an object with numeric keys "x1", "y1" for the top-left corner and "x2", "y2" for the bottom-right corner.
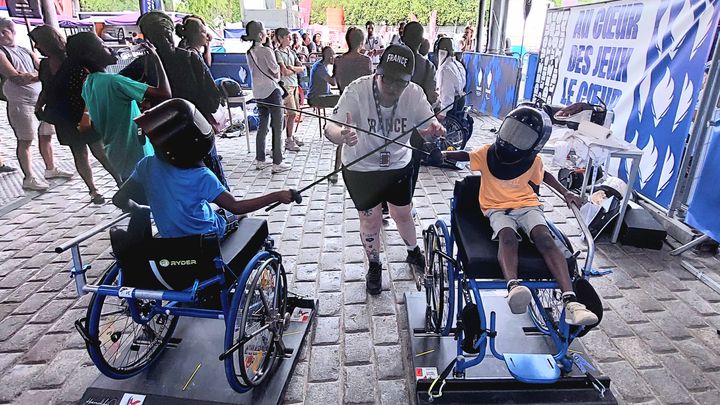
[
  {"x1": 112, "y1": 98, "x2": 296, "y2": 240},
  {"x1": 443, "y1": 106, "x2": 598, "y2": 326}
]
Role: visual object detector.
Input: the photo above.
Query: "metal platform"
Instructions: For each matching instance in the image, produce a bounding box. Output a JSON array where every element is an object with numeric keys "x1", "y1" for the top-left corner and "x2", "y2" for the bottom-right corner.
[
  {"x1": 405, "y1": 292, "x2": 617, "y2": 404},
  {"x1": 78, "y1": 297, "x2": 316, "y2": 405}
]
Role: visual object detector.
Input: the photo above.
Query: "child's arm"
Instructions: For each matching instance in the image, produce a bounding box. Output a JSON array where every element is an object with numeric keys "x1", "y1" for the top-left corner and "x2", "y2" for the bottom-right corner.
[
  {"x1": 543, "y1": 171, "x2": 583, "y2": 208},
  {"x1": 442, "y1": 150, "x2": 470, "y2": 161},
  {"x1": 112, "y1": 179, "x2": 147, "y2": 211},
  {"x1": 142, "y1": 44, "x2": 172, "y2": 101},
  {"x1": 214, "y1": 190, "x2": 295, "y2": 215}
]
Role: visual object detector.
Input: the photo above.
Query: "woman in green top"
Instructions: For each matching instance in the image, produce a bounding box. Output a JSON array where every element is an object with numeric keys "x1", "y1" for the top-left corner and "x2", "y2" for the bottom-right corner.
[{"x1": 68, "y1": 32, "x2": 171, "y2": 180}]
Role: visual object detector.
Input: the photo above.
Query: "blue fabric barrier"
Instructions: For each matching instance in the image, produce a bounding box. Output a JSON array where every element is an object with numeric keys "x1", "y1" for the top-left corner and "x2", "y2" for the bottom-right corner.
[
  {"x1": 463, "y1": 53, "x2": 520, "y2": 119},
  {"x1": 210, "y1": 53, "x2": 252, "y2": 89},
  {"x1": 524, "y1": 53, "x2": 539, "y2": 102}
]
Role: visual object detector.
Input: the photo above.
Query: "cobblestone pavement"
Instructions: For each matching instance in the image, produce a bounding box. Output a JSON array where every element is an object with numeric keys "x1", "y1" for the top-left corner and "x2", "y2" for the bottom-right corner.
[{"x1": 0, "y1": 107, "x2": 719, "y2": 405}]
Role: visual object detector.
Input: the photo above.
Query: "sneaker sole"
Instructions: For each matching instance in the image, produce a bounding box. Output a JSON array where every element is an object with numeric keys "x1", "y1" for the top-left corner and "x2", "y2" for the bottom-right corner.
[
  {"x1": 508, "y1": 288, "x2": 532, "y2": 314},
  {"x1": 565, "y1": 314, "x2": 599, "y2": 326}
]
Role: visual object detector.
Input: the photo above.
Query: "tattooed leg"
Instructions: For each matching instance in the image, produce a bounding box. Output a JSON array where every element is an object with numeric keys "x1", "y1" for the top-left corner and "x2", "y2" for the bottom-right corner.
[
  {"x1": 358, "y1": 205, "x2": 383, "y2": 263},
  {"x1": 388, "y1": 203, "x2": 417, "y2": 250}
]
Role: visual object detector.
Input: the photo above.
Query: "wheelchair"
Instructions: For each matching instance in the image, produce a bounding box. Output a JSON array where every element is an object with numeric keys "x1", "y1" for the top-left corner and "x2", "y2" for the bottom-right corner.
[
  {"x1": 420, "y1": 176, "x2": 604, "y2": 396},
  {"x1": 58, "y1": 207, "x2": 290, "y2": 393}
]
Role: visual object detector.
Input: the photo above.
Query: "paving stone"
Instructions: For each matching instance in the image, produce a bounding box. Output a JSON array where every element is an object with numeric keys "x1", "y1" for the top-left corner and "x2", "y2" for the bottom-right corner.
[
  {"x1": 629, "y1": 322, "x2": 677, "y2": 354},
  {"x1": 344, "y1": 282, "x2": 367, "y2": 305},
  {"x1": 0, "y1": 352, "x2": 21, "y2": 375},
  {"x1": 368, "y1": 290, "x2": 397, "y2": 316},
  {"x1": 664, "y1": 300, "x2": 709, "y2": 329},
  {"x1": 607, "y1": 297, "x2": 650, "y2": 325},
  {"x1": 313, "y1": 316, "x2": 340, "y2": 345},
  {"x1": 0, "y1": 323, "x2": 51, "y2": 353},
  {"x1": 0, "y1": 364, "x2": 45, "y2": 402},
  {"x1": 53, "y1": 364, "x2": 99, "y2": 405},
  {"x1": 623, "y1": 288, "x2": 666, "y2": 313},
  {"x1": 638, "y1": 368, "x2": 693, "y2": 404},
  {"x1": 647, "y1": 310, "x2": 693, "y2": 341},
  {"x1": 344, "y1": 364, "x2": 376, "y2": 404},
  {"x1": 12, "y1": 388, "x2": 58, "y2": 405},
  {"x1": 28, "y1": 299, "x2": 74, "y2": 325},
  {"x1": 690, "y1": 327, "x2": 720, "y2": 356},
  {"x1": 344, "y1": 332, "x2": 372, "y2": 365},
  {"x1": 371, "y1": 316, "x2": 399, "y2": 346},
  {"x1": 374, "y1": 345, "x2": 404, "y2": 380},
  {"x1": 308, "y1": 345, "x2": 340, "y2": 383},
  {"x1": 674, "y1": 290, "x2": 718, "y2": 316},
  {"x1": 32, "y1": 348, "x2": 88, "y2": 388},
  {"x1": 598, "y1": 361, "x2": 654, "y2": 403},
  {"x1": 344, "y1": 304, "x2": 370, "y2": 333},
  {"x1": 598, "y1": 311, "x2": 635, "y2": 338},
  {"x1": 692, "y1": 390, "x2": 720, "y2": 404},
  {"x1": 318, "y1": 271, "x2": 342, "y2": 292},
  {"x1": 320, "y1": 252, "x2": 344, "y2": 272},
  {"x1": 674, "y1": 338, "x2": 720, "y2": 372},
  {"x1": 686, "y1": 280, "x2": 720, "y2": 303},
  {"x1": 295, "y1": 264, "x2": 319, "y2": 282},
  {"x1": 659, "y1": 353, "x2": 714, "y2": 392},
  {"x1": 378, "y1": 379, "x2": 410, "y2": 405},
  {"x1": 304, "y1": 381, "x2": 340, "y2": 405},
  {"x1": 317, "y1": 292, "x2": 342, "y2": 317},
  {"x1": 0, "y1": 315, "x2": 31, "y2": 342},
  {"x1": 344, "y1": 263, "x2": 366, "y2": 282},
  {"x1": 614, "y1": 336, "x2": 661, "y2": 369},
  {"x1": 11, "y1": 292, "x2": 55, "y2": 315},
  {"x1": 284, "y1": 361, "x2": 307, "y2": 403},
  {"x1": 581, "y1": 329, "x2": 624, "y2": 363}
]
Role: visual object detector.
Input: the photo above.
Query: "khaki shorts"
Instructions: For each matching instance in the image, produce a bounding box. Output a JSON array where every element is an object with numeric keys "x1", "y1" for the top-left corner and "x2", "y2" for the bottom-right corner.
[
  {"x1": 283, "y1": 86, "x2": 299, "y2": 111},
  {"x1": 7, "y1": 102, "x2": 39, "y2": 141},
  {"x1": 486, "y1": 206, "x2": 547, "y2": 242}
]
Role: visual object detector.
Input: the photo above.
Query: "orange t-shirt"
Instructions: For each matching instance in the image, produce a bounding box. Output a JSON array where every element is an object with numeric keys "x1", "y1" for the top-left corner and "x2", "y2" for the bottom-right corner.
[{"x1": 468, "y1": 144, "x2": 544, "y2": 214}]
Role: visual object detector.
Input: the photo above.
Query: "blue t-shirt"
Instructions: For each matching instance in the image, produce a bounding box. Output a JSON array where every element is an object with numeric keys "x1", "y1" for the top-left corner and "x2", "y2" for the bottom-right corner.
[
  {"x1": 130, "y1": 156, "x2": 227, "y2": 239},
  {"x1": 308, "y1": 60, "x2": 331, "y2": 100}
]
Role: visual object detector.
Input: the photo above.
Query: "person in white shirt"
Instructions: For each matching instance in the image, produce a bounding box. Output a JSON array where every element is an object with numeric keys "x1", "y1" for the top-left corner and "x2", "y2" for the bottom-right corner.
[
  {"x1": 362, "y1": 21, "x2": 384, "y2": 66},
  {"x1": 324, "y1": 45, "x2": 446, "y2": 295},
  {"x1": 435, "y1": 37, "x2": 467, "y2": 122},
  {"x1": 242, "y1": 21, "x2": 290, "y2": 173}
]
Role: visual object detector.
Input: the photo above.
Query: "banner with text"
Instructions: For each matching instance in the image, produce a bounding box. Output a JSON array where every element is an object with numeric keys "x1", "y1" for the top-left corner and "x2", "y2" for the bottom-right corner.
[
  {"x1": 464, "y1": 53, "x2": 520, "y2": 118},
  {"x1": 535, "y1": 0, "x2": 720, "y2": 207}
]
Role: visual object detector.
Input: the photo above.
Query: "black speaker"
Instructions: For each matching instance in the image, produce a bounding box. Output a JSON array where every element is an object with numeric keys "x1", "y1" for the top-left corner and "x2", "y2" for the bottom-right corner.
[{"x1": 619, "y1": 207, "x2": 666, "y2": 250}]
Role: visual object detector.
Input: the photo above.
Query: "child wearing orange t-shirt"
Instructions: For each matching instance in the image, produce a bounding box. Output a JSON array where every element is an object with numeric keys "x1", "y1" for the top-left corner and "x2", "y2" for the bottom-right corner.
[{"x1": 443, "y1": 106, "x2": 597, "y2": 326}]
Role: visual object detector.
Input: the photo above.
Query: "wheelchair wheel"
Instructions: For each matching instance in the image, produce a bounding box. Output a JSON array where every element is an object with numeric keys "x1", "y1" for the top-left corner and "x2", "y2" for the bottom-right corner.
[
  {"x1": 424, "y1": 224, "x2": 449, "y2": 333},
  {"x1": 86, "y1": 264, "x2": 179, "y2": 379},
  {"x1": 227, "y1": 256, "x2": 287, "y2": 387},
  {"x1": 442, "y1": 114, "x2": 466, "y2": 151},
  {"x1": 528, "y1": 288, "x2": 563, "y2": 335}
]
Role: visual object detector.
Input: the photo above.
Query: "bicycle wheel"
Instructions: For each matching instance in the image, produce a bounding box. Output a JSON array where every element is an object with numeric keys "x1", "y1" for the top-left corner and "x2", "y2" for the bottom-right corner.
[
  {"x1": 227, "y1": 256, "x2": 287, "y2": 388},
  {"x1": 424, "y1": 224, "x2": 449, "y2": 333},
  {"x1": 442, "y1": 115, "x2": 466, "y2": 151},
  {"x1": 86, "y1": 264, "x2": 179, "y2": 379}
]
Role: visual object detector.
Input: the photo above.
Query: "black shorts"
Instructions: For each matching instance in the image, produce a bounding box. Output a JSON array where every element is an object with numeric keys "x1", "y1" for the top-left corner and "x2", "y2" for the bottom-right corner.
[{"x1": 343, "y1": 163, "x2": 414, "y2": 211}]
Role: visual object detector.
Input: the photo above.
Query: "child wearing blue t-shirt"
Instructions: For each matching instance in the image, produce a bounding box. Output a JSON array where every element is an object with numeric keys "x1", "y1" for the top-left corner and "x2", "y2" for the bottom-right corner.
[{"x1": 113, "y1": 99, "x2": 295, "y2": 239}]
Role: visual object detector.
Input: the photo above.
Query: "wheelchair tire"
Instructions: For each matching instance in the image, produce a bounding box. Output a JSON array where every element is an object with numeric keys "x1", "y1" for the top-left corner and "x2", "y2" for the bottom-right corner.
[
  {"x1": 226, "y1": 256, "x2": 287, "y2": 388},
  {"x1": 442, "y1": 114, "x2": 467, "y2": 151},
  {"x1": 424, "y1": 224, "x2": 449, "y2": 333},
  {"x1": 86, "y1": 264, "x2": 179, "y2": 379},
  {"x1": 528, "y1": 288, "x2": 563, "y2": 335}
]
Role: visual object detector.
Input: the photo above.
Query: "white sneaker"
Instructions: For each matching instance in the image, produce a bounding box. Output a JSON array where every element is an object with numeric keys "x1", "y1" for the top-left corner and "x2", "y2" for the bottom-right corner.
[
  {"x1": 44, "y1": 167, "x2": 74, "y2": 179},
  {"x1": 285, "y1": 139, "x2": 301, "y2": 152},
  {"x1": 22, "y1": 177, "x2": 49, "y2": 191},
  {"x1": 271, "y1": 163, "x2": 291, "y2": 173},
  {"x1": 564, "y1": 301, "x2": 599, "y2": 326},
  {"x1": 506, "y1": 285, "x2": 532, "y2": 314},
  {"x1": 293, "y1": 136, "x2": 304, "y2": 146},
  {"x1": 254, "y1": 160, "x2": 272, "y2": 170}
]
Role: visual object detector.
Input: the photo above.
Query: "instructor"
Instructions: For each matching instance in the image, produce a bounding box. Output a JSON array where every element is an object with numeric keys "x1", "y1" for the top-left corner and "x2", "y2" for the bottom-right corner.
[{"x1": 324, "y1": 44, "x2": 445, "y2": 295}]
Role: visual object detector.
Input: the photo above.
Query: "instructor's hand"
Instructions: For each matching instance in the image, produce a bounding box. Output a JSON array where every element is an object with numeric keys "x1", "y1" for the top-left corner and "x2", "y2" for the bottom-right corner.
[
  {"x1": 419, "y1": 120, "x2": 446, "y2": 138},
  {"x1": 341, "y1": 112, "x2": 358, "y2": 146}
]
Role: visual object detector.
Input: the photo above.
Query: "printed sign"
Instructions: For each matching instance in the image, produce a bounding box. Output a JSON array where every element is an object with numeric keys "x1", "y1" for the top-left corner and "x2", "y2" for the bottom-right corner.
[
  {"x1": 536, "y1": 0, "x2": 720, "y2": 207},
  {"x1": 119, "y1": 393, "x2": 146, "y2": 405},
  {"x1": 415, "y1": 367, "x2": 439, "y2": 381},
  {"x1": 289, "y1": 307, "x2": 310, "y2": 322}
]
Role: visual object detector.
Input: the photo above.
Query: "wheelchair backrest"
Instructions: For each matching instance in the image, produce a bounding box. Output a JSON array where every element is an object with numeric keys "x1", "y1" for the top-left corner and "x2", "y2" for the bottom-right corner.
[
  {"x1": 453, "y1": 175, "x2": 482, "y2": 215},
  {"x1": 111, "y1": 228, "x2": 222, "y2": 291}
]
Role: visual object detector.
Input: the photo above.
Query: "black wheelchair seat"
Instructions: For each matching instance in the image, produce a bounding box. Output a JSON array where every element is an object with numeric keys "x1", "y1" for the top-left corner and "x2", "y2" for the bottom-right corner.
[
  {"x1": 451, "y1": 176, "x2": 575, "y2": 280},
  {"x1": 110, "y1": 214, "x2": 269, "y2": 291}
]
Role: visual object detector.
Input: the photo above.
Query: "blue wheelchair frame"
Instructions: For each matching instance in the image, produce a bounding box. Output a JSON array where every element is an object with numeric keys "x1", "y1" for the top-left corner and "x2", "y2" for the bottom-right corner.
[
  {"x1": 56, "y1": 213, "x2": 287, "y2": 393},
  {"x1": 427, "y1": 190, "x2": 597, "y2": 391}
]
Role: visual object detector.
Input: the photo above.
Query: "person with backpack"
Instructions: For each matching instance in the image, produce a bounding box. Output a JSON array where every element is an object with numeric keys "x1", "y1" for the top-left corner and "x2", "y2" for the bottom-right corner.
[{"x1": 0, "y1": 18, "x2": 73, "y2": 191}]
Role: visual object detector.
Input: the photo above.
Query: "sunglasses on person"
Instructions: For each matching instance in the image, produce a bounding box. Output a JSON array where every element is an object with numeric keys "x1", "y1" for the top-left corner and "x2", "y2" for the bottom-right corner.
[{"x1": 381, "y1": 75, "x2": 410, "y2": 91}]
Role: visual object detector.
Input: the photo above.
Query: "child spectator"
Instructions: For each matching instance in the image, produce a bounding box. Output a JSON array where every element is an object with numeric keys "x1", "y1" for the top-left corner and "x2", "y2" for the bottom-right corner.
[
  {"x1": 69, "y1": 32, "x2": 171, "y2": 181},
  {"x1": 442, "y1": 106, "x2": 598, "y2": 326}
]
